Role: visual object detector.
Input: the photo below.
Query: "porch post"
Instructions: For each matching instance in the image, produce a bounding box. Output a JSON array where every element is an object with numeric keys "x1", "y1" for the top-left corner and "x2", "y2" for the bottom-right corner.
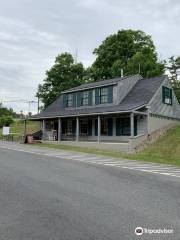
[
  {"x1": 42, "y1": 119, "x2": 45, "y2": 140},
  {"x1": 58, "y1": 118, "x2": 61, "y2": 141},
  {"x1": 98, "y1": 115, "x2": 101, "y2": 143},
  {"x1": 147, "y1": 107, "x2": 150, "y2": 134},
  {"x1": 76, "y1": 117, "x2": 79, "y2": 142},
  {"x1": 130, "y1": 113, "x2": 134, "y2": 137}
]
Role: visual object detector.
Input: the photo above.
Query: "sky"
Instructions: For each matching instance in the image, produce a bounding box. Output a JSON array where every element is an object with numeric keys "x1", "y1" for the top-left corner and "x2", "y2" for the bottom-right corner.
[{"x1": 0, "y1": 0, "x2": 179, "y2": 114}]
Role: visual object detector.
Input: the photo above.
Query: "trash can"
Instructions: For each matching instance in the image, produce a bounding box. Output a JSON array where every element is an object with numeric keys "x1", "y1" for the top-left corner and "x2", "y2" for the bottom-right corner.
[{"x1": 27, "y1": 134, "x2": 33, "y2": 144}]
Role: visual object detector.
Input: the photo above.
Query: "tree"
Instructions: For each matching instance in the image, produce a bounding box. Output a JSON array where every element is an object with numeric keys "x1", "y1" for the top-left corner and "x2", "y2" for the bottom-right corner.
[
  {"x1": 36, "y1": 53, "x2": 85, "y2": 108},
  {"x1": 91, "y1": 29, "x2": 165, "y2": 80},
  {"x1": 0, "y1": 115, "x2": 14, "y2": 128},
  {"x1": 167, "y1": 56, "x2": 180, "y2": 83},
  {"x1": 167, "y1": 56, "x2": 180, "y2": 103},
  {"x1": 0, "y1": 103, "x2": 19, "y2": 118},
  {"x1": 126, "y1": 47, "x2": 165, "y2": 78}
]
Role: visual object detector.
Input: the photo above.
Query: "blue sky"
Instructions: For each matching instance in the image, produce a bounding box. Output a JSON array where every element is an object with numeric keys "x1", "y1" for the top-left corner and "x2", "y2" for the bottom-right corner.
[{"x1": 0, "y1": 0, "x2": 179, "y2": 113}]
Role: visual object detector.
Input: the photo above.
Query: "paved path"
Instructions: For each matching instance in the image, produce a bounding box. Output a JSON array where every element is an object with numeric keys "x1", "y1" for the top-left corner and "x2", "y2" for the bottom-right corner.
[
  {"x1": 0, "y1": 142, "x2": 179, "y2": 239},
  {"x1": 0, "y1": 140, "x2": 180, "y2": 179}
]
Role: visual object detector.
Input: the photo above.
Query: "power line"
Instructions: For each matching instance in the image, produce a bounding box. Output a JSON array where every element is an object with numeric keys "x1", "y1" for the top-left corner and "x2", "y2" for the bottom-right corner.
[{"x1": 0, "y1": 99, "x2": 39, "y2": 113}]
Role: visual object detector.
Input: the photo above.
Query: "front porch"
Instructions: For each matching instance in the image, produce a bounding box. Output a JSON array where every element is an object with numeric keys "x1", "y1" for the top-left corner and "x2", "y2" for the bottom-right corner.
[{"x1": 41, "y1": 111, "x2": 148, "y2": 151}]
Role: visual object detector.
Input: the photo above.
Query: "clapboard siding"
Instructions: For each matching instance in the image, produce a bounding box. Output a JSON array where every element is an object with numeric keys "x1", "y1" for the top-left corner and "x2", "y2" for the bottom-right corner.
[{"x1": 149, "y1": 77, "x2": 180, "y2": 119}]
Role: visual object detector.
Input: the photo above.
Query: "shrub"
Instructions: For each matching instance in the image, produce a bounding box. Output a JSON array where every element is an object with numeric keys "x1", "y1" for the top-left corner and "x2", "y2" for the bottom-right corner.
[{"x1": 0, "y1": 116, "x2": 14, "y2": 128}]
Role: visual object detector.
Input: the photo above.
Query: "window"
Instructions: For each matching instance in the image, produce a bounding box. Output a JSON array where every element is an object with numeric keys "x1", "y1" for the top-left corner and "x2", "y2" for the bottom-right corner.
[
  {"x1": 116, "y1": 118, "x2": 130, "y2": 136},
  {"x1": 67, "y1": 120, "x2": 73, "y2": 134},
  {"x1": 67, "y1": 94, "x2": 73, "y2": 107},
  {"x1": 62, "y1": 119, "x2": 76, "y2": 135},
  {"x1": 162, "y1": 86, "x2": 172, "y2": 105},
  {"x1": 101, "y1": 119, "x2": 108, "y2": 135},
  {"x1": 100, "y1": 87, "x2": 108, "y2": 104},
  {"x1": 81, "y1": 91, "x2": 89, "y2": 106},
  {"x1": 80, "y1": 120, "x2": 88, "y2": 134}
]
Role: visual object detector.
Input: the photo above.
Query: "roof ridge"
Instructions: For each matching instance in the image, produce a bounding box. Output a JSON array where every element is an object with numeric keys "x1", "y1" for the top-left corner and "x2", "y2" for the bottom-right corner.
[{"x1": 62, "y1": 74, "x2": 141, "y2": 93}]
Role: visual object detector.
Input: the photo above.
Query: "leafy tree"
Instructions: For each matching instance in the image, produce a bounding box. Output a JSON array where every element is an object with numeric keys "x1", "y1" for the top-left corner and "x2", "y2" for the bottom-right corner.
[
  {"x1": 167, "y1": 56, "x2": 180, "y2": 83},
  {"x1": 0, "y1": 115, "x2": 14, "y2": 128},
  {"x1": 36, "y1": 53, "x2": 85, "y2": 108},
  {"x1": 126, "y1": 47, "x2": 165, "y2": 78},
  {"x1": 0, "y1": 103, "x2": 19, "y2": 118},
  {"x1": 167, "y1": 56, "x2": 180, "y2": 103},
  {"x1": 91, "y1": 29, "x2": 165, "y2": 80}
]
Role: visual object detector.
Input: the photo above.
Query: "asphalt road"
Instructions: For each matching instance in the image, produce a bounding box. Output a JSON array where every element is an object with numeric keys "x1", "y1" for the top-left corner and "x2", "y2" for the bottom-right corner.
[{"x1": 0, "y1": 147, "x2": 180, "y2": 240}]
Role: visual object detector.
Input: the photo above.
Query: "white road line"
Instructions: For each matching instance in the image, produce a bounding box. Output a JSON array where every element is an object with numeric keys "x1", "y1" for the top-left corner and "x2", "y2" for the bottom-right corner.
[
  {"x1": 132, "y1": 166, "x2": 178, "y2": 170},
  {"x1": 102, "y1": 162, "x2": 154, "y2": 167},
  {"x1": 132, "y1": 168, "x2": 178, "y2": 173},
  {"x1": 1, "y1": 145, "x2": 180, "y2": 179}
]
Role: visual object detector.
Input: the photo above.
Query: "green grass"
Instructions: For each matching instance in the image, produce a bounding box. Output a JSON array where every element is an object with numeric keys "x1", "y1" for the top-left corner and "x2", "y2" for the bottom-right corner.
[
  {"x1": 36, "y1": 124, "x2": 180, "y2": 166},
  {"x1": 131, "y1": 125, "x2": 180, "y2": 165},
  {"x1": 0, "y1": 120, "x2": 41, "y2": 141}
]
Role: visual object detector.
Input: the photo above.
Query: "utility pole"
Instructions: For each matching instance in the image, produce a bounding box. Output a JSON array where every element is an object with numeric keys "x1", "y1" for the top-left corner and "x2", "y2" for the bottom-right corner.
[
  {"x1": 37, "y1": 97, "x2": 40, "y2": 113},
  {"x1": 23, "y1": 116, "x2": 27, "y2": 143},
  {"x1": 138, "y1": 63, "x2": 141, "y2": 74}
]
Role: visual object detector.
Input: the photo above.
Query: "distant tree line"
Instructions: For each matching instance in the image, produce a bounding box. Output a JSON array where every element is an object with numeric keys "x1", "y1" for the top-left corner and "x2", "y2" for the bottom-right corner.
[
  {"x1": 36, "y1": 29, "x2": 180, "y2": 108},
  {"x1": 0, "y1": 103, "x2": 20, "y2": 118}
]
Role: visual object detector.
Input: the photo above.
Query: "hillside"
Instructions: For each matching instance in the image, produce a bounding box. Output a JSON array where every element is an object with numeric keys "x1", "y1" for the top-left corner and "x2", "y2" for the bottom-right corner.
[{"x1": 130, "y1": 124, "x2": 180, "y2": 165}]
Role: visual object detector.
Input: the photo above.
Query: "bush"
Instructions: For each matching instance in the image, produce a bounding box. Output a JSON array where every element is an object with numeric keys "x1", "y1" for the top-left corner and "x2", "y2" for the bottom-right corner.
[{"x1": 0, "y1": 116, "x2": 14, "y2": 128}]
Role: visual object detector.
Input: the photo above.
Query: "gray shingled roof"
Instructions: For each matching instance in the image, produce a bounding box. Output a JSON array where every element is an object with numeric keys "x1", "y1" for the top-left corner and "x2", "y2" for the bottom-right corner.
[
  {"x1": 31, "y1": 75, "x2": 167, "y2": 119},
  {"x1": 62, "y1": 75, "x2": 138, "y2": 93}
]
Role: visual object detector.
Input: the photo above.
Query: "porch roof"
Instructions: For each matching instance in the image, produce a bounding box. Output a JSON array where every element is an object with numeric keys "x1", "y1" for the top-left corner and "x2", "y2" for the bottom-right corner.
[{"x1": 31, "y1": 75, "x2": 166, "y2": 119}]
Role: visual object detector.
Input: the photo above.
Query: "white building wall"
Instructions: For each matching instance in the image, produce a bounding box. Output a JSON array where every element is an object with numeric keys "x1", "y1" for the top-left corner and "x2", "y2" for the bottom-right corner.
[
  {"x1": 136, "y1": 115, "x2": 147, "y2": 135},
  {"x1": 148, "y1": 116, "x2": 179, "y2": 133}
]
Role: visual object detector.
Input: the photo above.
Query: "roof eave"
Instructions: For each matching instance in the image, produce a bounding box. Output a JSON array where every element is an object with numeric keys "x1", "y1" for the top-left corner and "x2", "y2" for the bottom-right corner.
[
  {"x1": 61, "y1": 82, "x2": 118, "y2": 94},
  {"x1": 29, "y1": 104, "x2": 148, "y2": 120}
]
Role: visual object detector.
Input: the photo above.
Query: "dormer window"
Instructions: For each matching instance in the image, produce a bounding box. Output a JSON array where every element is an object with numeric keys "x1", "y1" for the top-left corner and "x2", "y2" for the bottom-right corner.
[
  {"x1": 100, "y1": 87, "x2": 108, "y2": 104},
  {"x1": 81, "y1": 91, "x2": 89, "y2": 106},
  {"x1": 162, "y1": 86, "x2": 172, "y2": 105},
  {"x1": 67, "y1": 94, "x2": 73, "y2": 107}
]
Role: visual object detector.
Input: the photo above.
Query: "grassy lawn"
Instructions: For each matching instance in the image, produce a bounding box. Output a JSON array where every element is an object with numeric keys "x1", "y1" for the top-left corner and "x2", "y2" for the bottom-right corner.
[
  {"x1": 0, "y1": 120, "x2": 41, "y2": 141},
  {"x1": 36, "y1": 124, "x2": 180, "y2": 166}
]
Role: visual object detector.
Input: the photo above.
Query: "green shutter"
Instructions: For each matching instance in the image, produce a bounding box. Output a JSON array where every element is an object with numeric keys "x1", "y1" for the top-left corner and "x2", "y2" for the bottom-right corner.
[
  {"x1": 61, "y1": 120, "x2": 65, "y2": 134},
  {"x1": 88, "y1": 90, "x2": 93, "y2": 106},
  {"x1": 134, "y1": 117, "x2": 137, "y2": 136},
  {"x1": 162, "y1": 86, "x2": 166, "y2": 103},
  {"x1": 170, "y1": 89, "x2": 173, "y2": 105},
  {"x1": 108, "y1": 86, "x2": 113, "y2": 103},
  {"x1": 73, "y1": 93, "x2": 76, "y2": 107},
  {"x1": 77, "y1": 92, "x2": 82, "y2": 107},
  {"x1": 88, "y1": 119, "x2": 92, "y2": 136},
  {"x1": 95, "y1": 88, "x2": 100, "y2": 105},
  {"x1": 107, "y1": 118, "x2": 113, "y2": 136},
  {"x1": 116, "y1": 118, "x2": 123, "y2": 136},
  {"x1": 95, "y1": 119, "x2": 98, "y2": 136},
  {"x1": 162, "y1": 86, "x2": 165, "y2": 103},
  {"x1": 72, "y1": 120, "x2": 76, "y2": 134},
  {"x1": 63, "y1": 94, "x2": 67, "y2": 108}
]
